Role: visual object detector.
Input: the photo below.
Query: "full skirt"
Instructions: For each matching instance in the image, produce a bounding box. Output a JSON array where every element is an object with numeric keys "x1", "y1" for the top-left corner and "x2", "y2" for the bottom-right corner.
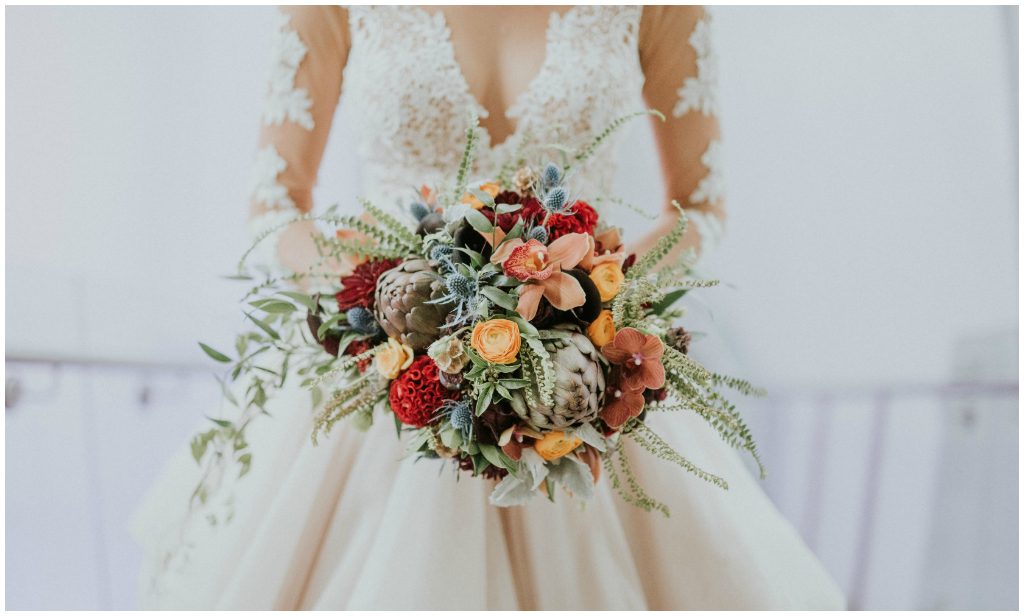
[{"x1": 133, "y1": 380, "x2": 846, "y2": 610}]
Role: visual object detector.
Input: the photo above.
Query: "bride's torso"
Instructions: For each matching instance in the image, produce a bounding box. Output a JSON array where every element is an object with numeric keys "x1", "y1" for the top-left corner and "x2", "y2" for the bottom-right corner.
[{"x1": 341, "y1": 5, "x2": 646, "y2": 209}]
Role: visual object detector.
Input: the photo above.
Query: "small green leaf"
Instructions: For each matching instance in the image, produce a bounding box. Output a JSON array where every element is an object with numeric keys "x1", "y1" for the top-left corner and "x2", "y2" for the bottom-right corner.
[
  {"x1": 495, "y1": 202, "x2": 523, "y2": 215},
  {"x1": 245, "y1": 312, "x2": 281, "y2": 340},
  {"x1": 475, "y1": 384, "x2": 495, "y2": 416},
  {"x1": 480, "y1": 286, "x2": 518, "y2": 311},
  {"x1": 277, "y1": 291, "x2": 318, "y2": 311},
  {"x1": 464, "y1": 208, "x2": 494, "y2": 234},
  {"x1": 198, "y1": 342, "x2": 231, "y2": 363},
  {"x1": 479, "y1": 443, "x2": 505, "y2": 469}
]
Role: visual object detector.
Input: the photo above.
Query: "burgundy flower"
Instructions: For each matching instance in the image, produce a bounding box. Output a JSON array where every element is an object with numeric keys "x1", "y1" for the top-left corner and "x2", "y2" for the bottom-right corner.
[
  {"x1": 493, "y1": 198, "x2": 599, "y2": 240},
  {"x1": 343, "y1": 339, "x2": 373, "y2": 373},
  {"x1": 336, "y1": 258, "x2": 401, "y2": 311},
  {"x1": 601, "y1": 327, "x2": 666, "y2": 393}
]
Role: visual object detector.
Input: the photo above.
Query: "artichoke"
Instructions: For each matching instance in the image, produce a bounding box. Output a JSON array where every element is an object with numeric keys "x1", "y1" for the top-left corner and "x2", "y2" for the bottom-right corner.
[
  {"x1": 509, "y1": 329, "x2": 605, "y2": 429},
  {"x1": 374, "y1": 258, "x2": 453, "y2": 350}
]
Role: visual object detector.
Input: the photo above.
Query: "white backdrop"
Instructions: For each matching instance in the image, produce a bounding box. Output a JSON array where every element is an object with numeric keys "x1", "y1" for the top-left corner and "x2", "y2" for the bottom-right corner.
[{"x1": 5, "y1": 5, "x2": 1019, "y2": 610}]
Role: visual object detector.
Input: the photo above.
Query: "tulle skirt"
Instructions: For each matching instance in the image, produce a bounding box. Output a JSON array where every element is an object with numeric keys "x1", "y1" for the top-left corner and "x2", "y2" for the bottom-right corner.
[{"x1": 132, "y1": 378, "x2": 846, "y2": 610}]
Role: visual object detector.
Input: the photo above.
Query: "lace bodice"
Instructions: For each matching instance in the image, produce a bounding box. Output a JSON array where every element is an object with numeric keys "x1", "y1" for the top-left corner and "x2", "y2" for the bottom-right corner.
[
  {"x1": 249, "y1": 6, "x2": 724, "y2": 273},
  {"x1": 343, "y1": 6, "x2": 644, "y2": 208}
]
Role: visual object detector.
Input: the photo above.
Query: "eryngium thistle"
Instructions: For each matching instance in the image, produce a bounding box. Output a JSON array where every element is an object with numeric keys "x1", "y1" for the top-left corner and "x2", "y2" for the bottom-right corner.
[
  {"x1": 346, "y1": 306, "x2": 380, "y2": 335},
  {"x1": 541, "y1": 162, "x2": 562, "y2": 189},
  {"x1": 374, "y1": 258, "x2": 453, "y2": 350},
  {"x1": 543, "y1": 187, "x2": 569, "y2": 214},
  {"x1": 409, "y1": 201, "x2": 430, "y2": 221},
  {"x1": 526, "y1": 226, "x2": 549, "y2": 243},
  {"x1": 445, "y1": 272, "x2": 476, "y2": 299},
  {"x1": 509, "y1": 330, "x2": 605, "y2": 429}
]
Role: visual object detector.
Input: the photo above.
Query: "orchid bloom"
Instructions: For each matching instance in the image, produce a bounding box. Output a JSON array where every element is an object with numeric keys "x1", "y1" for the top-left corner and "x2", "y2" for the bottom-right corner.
[
  {"x1": 601, "y1": 327, "x2": 666, "y2": 392},
  {"x1": 490, "y1": 233, "x2": 591, "y2": 320},
  {"x1": 579, "y1": 234, "x2": 626, "y2": 271}
]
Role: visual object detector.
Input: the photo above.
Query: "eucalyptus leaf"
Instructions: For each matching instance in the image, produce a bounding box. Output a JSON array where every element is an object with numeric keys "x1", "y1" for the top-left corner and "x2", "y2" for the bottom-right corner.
[
  {"x1": 198, "y1": 342, "x2": 231, "y2": 363},
  {"x1": 480, "y1": 286, "x2": 518, "y2": 311}
]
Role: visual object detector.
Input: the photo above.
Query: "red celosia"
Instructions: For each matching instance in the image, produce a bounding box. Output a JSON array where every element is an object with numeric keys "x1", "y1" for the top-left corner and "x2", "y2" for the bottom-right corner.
[
  {"x1": 601, "y1": 327, "x2": 666, "y2": 393},
  {"x1": 494, "y1": 198, "x2": 599, "y2": 240},
  {"x1": 388, "y1": 355, "x2": 458, "y2": 428},
  {"x1": 336, "y1": 258, "x2": 401, "y2": 311}
]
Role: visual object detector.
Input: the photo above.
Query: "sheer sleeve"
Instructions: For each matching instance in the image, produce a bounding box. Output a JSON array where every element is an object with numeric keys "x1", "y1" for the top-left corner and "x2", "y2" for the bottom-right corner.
[
  {"x1": 639, "y1": 6, "x2": 724, "y2": 253},
  {"x1": 248, "y1": 6, "x2": 349, "y2": 275}
]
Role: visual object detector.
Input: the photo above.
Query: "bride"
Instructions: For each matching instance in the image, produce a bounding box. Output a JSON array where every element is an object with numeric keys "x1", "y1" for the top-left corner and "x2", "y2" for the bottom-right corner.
[{"x1": 134, "y1": 6, "x2": 845, "y2": 609}]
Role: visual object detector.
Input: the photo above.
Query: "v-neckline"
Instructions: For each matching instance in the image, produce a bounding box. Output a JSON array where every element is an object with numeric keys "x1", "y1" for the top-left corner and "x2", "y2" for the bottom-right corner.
[{"x1": 412, "y1": 6, "x2": 578, "y2": 151}]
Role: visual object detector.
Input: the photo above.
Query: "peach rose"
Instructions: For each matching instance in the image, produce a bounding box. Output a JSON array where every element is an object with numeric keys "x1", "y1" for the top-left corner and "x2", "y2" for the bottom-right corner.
[
  {"x1": 471, "y1": 319, "x2": 521, "y2": 364},
  {"x1": 534, "y1": 431, "x2": 583, "y2": 461},
  {"x1": 374, "y1": 338, "x2": 414, "y2": 379},
  {"x1": 461, "y1": 182, "x2": 501, "y2": 210},
  {"x1": 589, "y1": 262, "x2": 625, "y2": 302},
  {"x1": 586, "y1": 310, "x2": 616, "y2": 348}
]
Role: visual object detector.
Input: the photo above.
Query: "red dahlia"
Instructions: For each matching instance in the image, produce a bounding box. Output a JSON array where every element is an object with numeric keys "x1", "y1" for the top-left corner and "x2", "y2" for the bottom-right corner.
[
  {"x1": 388, "y1": 355, "x2": 458, "y2": 428},
  {"x1": 336, "y1": 258, "x2": 401, "y2": 311}
]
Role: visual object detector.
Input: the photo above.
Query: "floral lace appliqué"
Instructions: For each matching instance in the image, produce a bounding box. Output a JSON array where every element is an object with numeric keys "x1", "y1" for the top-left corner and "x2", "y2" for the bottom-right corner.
[
  {"x1": 249, "y1": 145, "x2": 296, "y2": 275},
  {"x1": 262, "y1": 11, "x2": 314, "y2": 130},
  {"x1": 689, "y1": 139, "x2": 725, "y2": 206},
  {"x1": 673, "y1": 12, "x2": 718, "y2": 118}
]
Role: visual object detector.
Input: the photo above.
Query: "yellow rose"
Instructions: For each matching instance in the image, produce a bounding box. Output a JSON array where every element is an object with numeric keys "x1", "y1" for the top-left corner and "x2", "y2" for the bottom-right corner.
[
  {"x1": 534, "y1": 431, "x2": 583, "y2": 461},
  {"x1": 589, "y1": 262, "x2": 625, "y2": 302},
  {"x1": 471, "y1": 319, "x2": 521, "y2": 364},
  {"x1": 461, "y1": 182, "x2": 501, "y2": 210},
  {"x1": 586, "y1": 310, "x2": 616, "y2": 348},
  {"x1": 375, "y1": 338, "x2": 414, "y2": 379}
]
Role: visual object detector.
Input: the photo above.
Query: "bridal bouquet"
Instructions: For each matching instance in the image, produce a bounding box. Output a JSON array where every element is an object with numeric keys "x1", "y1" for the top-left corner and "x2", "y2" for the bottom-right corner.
[{"x1": 195, "y1": 112, "x2": 763, "y2": 515}]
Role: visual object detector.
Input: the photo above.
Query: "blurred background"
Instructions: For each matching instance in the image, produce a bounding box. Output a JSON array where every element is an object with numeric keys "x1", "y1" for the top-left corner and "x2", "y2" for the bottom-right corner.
[{"x1": 5, "y1": 5, "x2": 1019, "y2": 610}]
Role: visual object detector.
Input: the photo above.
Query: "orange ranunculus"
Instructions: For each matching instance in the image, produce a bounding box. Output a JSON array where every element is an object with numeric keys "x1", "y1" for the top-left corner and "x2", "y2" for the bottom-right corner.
[
  {"x1": 461, "y1": 182, "x2": 501, "y2": 210},
  {"x1": 586, "y1": 310, "x2": 616, "y2": 347},
  {"x1": 471, "y1": 319, "x2": 521, "y2": 364},
  {"x1": 375, "y1": 338, "x2": 414, "y2": 379},
  {"x1": 589, "y1": 261, "x2": 625, "y2": 302},
  {"x1": 534, "y1": 431, "x2": 583, "y2": 461}
]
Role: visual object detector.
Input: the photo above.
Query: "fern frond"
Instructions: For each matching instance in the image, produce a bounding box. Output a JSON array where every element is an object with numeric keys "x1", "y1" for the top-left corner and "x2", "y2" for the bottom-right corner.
[
  {"x1": 453, "y1": 112, "x2": 480, "y2": 201},
  {"x1": 357, "y1": 198, "x2": 422, "y2": 252},
  {"x1": 626, "y1": 201, "x2": 688, "y2": 281},
  {"x1": 604, "y1": 441, "x2": 670, "y2": 516},
  {"x1": 626, "y1": 420, "x2": 729, "y2": 490},
  {"x1": 565, "y1": 109, "x2": 665, "y2": 174}
]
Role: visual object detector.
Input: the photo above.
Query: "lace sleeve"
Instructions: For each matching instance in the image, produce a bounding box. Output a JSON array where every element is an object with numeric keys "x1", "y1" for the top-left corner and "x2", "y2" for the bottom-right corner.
[
  {"x1": 248, "y1": 6, "x2": 349, "y2": 275},
  {"x1": 639, "y1": 6, "x2": 724, "y2": 252}
]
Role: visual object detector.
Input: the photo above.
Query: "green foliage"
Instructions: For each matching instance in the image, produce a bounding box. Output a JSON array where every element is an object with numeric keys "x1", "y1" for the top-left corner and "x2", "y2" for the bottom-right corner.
[
  {"x1": 453, "y1": 112, "x2": 480, "y2": 202},
  {"x1": 626, "y1": 201, "x2": 688, "y2": 282},
  {"x1": 603, "y1": 441, "x2": 670, "y2": 517},
  {"x1": 565, "y1": 109, "x2": 665, "y2": 175},
  {"x1": 625, "y1": 419, "x2": 729, "y2": 490}
]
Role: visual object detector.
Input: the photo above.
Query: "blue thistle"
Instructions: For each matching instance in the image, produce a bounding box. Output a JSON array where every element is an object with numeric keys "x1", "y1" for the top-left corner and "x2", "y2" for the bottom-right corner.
[
  {"x1": 543, "y1": 187, "x2": 568, "y2": 214},
  {"x1": 526, "y1": 226, "x2": 549, "y2": 243},
  {"x1": 409, "y1": 201, "x2": 430, "y2": 221},
  {"x1": 430, "y1": 244, "x2": 454, "y2": 262},
  {"x1": 346, "y1": 307, "x2": 380, "y2": 335},
  {"x1": 445, "y1": 272, "x2": 476, "y2": 299},
  {"x1": 541, "y1": 162, "x2": 562, "y2": 190},
  {"x1": 437, "y1": 399, "x2": 475, "y2": 441}
]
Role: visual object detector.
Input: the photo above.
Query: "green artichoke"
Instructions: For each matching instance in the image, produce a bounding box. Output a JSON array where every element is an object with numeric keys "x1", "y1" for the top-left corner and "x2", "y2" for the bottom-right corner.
[
  {"x1": 510, "y1": 329, "x2": 606, "y2": 429},
  {"x1": 374, "y1": 258, "x2": 452, "y2": 351}
]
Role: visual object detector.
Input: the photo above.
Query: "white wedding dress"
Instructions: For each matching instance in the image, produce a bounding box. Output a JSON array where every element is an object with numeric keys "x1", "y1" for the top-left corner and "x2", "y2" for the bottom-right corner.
[{"x1": 133, "y1": 6, "x2": 845, "y2": 609}]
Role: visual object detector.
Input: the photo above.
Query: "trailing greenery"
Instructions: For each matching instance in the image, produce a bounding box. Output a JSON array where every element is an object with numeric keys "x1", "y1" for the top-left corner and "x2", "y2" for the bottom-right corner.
[
  {"x1": 604, "y1": 440, "x2": 670, "y2": 517},
  {"x1": 453, "y1": 112, "x2": 480, "y2": 202},
  {"x1": 564, "y1": 108, "x2": 665, "y2": 175},
  {"x1": 625, "y1": 201, "x2": 688, "y2": 282},
  {"x1": 625, "y1": 419, "x2": 729, "y2": 490}
]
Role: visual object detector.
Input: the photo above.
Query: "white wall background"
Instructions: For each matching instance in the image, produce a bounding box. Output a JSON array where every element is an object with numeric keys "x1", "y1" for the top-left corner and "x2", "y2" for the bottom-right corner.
[{"x1": 5, "y1": 5, "x2": 1018, "y2": 610}]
